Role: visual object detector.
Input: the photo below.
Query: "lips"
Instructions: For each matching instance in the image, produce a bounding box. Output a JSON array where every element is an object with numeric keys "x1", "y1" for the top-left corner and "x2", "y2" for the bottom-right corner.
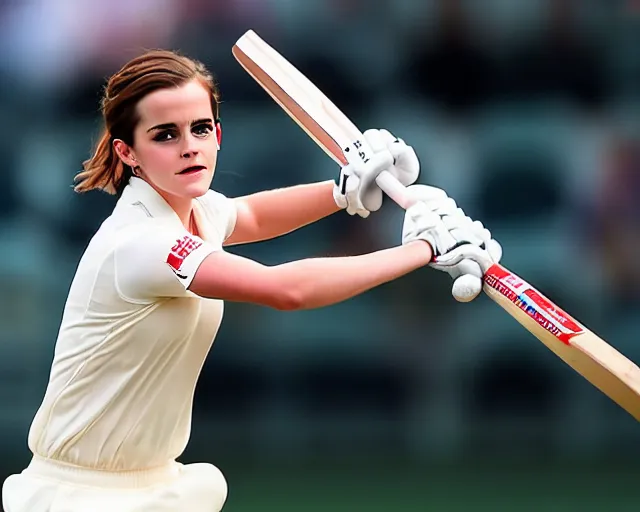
[{"x1": 178, "y1": 165, "x2": 206, "y2": 175}]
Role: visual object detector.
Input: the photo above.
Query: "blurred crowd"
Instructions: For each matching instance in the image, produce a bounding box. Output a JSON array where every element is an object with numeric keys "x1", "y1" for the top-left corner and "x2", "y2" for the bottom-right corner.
[{"x1": 1, "y1": 0, "x2": 640, "y2": 465}]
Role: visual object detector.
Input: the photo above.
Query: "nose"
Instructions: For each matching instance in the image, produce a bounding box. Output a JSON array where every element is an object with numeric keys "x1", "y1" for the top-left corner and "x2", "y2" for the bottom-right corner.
[
  {"x1": 180, "y1": 135, "x2": 200, "y2": 159},
  {"x1": 181, "y1": 147, "x2": 198, "y2": 159}
]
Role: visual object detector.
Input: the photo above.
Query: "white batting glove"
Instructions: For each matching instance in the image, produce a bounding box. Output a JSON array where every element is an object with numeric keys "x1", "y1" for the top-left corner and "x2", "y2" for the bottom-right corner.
[
  {"x1": 406, "y1": 184, "x2": 496, "y2": 250},
  {"x1": 402, "y1": 202, "x2": 458, "y2": 258},
  {"x1": 404, "y1": 184, "x2": 503, "y2": 301},
  {"x1": 364, "y1": 128, "x2": 420, "y2": 188},
  {"x1": 333, "y1": 149, "x2": 394, "y2": 218},
  {"x1": 334, "y1": 129, "x2": 420, "y2": 218}
]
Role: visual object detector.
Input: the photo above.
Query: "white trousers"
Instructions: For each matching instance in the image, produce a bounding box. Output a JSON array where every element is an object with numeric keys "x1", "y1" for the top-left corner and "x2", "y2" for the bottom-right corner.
[{"x1": 2, "y1": 456, "x2": 228, "y2": 512}]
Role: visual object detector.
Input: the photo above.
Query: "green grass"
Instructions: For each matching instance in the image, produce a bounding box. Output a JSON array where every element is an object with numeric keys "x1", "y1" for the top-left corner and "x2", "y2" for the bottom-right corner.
[{"x1": 221, "y1": 461, "x2": 640, "y2": 511}]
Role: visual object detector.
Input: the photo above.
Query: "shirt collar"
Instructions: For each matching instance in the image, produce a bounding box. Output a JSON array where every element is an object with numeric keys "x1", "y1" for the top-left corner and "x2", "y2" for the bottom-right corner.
[
  {"x1": 118, "y1": 177, "x2": 180, "y2": 220},
  {"x1": 117, "y1": 178, "x2": 218, "y2": 243}
]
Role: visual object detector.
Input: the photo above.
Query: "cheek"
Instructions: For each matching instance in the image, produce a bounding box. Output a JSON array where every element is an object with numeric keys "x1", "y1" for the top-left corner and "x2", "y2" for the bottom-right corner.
[
  {"x1": 140, "y1": 145, "x2": 177, "y2": 173},
  {"x1": 203, "y1": 141, "x2": 219, "y2": 165}
]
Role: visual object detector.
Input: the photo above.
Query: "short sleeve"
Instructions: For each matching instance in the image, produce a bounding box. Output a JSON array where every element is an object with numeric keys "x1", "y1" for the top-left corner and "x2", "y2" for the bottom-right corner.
[
  {"x1": 197, "y1": 190, "x2": 237, "y2": 241},
  {"x1": 114, "y1": 225, "x2": 218, "y2": 303}
]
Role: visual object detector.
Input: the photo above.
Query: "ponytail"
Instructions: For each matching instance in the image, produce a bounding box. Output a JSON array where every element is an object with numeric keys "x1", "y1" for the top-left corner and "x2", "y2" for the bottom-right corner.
[{"x1": 74, "y1": 129, "x2": 132, "y2": 195}]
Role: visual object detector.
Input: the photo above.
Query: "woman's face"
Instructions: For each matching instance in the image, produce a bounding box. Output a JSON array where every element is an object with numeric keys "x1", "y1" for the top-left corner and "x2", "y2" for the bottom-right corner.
[{"x1": 118, "y1": 79, "x2": 219, "y2": 201}]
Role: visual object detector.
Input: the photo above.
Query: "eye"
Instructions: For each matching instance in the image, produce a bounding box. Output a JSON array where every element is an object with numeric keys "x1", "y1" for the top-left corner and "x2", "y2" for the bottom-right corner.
[
  {"x1": 153, "y1": 130, "x2": 176, "y2": 142},
  {"x1": 193, "y1": 123, "x2": 213, "y2": 138}
]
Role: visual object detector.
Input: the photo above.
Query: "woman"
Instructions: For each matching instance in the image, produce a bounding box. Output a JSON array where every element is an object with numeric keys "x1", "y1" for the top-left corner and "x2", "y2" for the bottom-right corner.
[{"x1": 2, "y1": 49, "x2": 499, "y2": 512}]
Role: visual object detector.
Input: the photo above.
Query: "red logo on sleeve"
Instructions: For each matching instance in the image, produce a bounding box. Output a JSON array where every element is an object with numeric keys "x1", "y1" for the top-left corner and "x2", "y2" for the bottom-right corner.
[{"x1": 166, "y1": 235, "x2": 202, "y2": 272}]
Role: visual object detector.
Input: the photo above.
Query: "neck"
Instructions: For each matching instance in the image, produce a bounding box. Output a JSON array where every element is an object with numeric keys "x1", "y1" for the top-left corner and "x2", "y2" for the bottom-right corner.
[
  {"x1": 168, "y1": 199, "x2": 194, "y2": 230},
  {"x1": 147, "y1": 181, "x2": 194, "y2": 230}
]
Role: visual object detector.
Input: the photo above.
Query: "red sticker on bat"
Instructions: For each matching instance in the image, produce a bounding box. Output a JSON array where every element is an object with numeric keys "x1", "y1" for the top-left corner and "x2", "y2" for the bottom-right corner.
[{"x1": 484, "y1": 265, "x2": 584, "y2": 344}]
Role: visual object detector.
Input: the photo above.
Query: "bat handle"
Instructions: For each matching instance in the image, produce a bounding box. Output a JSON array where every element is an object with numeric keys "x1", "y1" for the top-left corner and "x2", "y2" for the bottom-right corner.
[{"x1": 375, "y1": 170, "x2": 413, "y2": 210}]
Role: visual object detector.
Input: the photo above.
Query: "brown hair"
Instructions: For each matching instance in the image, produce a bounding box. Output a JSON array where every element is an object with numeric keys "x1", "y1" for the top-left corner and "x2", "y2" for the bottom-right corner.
[{"x1": 75, "y1": 49, "x2": 221, "y2": 195}]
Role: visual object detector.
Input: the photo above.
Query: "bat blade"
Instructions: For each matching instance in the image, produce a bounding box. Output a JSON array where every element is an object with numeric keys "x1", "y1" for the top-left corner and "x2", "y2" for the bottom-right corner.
[
  {"x1": 233, "y1": 30, "x2": 359, "y2": 167},
  {"x1": 483, "y1": 264, "x2": 640, "y2": 420},
  {"x1": 232, "y1": 29, "x2": 640, "y2": 421}
]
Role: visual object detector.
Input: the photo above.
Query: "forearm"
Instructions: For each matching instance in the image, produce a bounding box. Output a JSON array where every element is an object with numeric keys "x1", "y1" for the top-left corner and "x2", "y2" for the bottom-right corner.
[
  {"x1": 231, "y1": 180, "x2": 340, "y2": 244},
  {"x1": 275, "y1": 241, "x2": 432, "y2": 310}
]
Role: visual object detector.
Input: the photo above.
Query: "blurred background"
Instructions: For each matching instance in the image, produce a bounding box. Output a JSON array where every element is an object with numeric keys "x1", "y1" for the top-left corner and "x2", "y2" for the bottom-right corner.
[{"x1": 2, "y1": 0, "x2": 640, "y2": 510}]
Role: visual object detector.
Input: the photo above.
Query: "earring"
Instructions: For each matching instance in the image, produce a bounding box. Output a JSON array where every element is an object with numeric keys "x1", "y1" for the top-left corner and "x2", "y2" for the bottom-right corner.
[{"x1": 130, "y1": 155, "x2": 139, "y2": 175}]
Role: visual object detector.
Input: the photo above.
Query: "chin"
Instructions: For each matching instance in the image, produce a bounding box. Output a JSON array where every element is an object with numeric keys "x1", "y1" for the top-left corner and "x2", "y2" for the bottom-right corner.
[
  {"x1": 184, "y1": 182, "x2": 210, "y2": 198},
  {"x1": 180, "y1": 172, "x2": 214, "y2": 198}
]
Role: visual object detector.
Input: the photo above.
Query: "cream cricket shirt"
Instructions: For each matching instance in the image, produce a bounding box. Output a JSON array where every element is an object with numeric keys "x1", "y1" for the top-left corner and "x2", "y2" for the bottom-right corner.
[{"x1": 27, "y1": 177, "x2": 236, "y2": 471}]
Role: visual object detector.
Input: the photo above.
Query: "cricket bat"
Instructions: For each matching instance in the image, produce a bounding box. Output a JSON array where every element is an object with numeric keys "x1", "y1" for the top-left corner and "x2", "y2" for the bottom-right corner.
[{"x1": 232, "y1": 29, "x2": 640, "y2": 421}]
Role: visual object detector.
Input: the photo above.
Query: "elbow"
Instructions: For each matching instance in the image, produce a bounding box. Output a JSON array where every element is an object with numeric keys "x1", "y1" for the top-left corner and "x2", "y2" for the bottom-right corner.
[
  {"x1": 271, "y1": 287, "x2": 305, "y2": 311},
  {"x1": 261, "y1": 267, "x2": 309, "y2": 311}
]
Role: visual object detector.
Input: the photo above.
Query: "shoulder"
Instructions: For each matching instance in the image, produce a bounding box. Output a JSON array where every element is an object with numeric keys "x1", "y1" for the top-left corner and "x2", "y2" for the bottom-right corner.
[
  {"x1": 196, "y1": 189, "x2": 237, "y2": 240},
  {"x1": 112, "y1": 219, "x2": 213, "y2": 301},
  {"x1": 114, "y1": 218, "x2": 185, "y2": 252},
  {"x1": 196, "y1": 189, "x2": 234, "y2": 213}
]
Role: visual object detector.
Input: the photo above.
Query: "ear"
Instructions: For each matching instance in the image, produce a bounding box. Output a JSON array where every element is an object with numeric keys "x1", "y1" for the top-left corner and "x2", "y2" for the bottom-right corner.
[
  {"x1": 215, "y1": 119, "x2": 222, "y2": 150},
  {"x1": 113, "y1": 139, "x2": 138, "y2": 168}
]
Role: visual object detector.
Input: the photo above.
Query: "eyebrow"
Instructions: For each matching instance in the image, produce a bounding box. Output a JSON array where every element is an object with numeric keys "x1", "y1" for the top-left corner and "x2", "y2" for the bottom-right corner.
[{"x1": 147, "y1": 118, "x2": 214, "y2": 132}]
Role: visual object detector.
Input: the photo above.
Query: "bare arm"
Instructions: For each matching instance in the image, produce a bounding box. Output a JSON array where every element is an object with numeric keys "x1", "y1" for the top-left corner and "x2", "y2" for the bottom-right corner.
[
  {"x1": 224, "y1": 180, "x2": 340, "y2": 246},
  {"x1": 189, "y1": 241, "x2": 432, "y2": 310}
]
